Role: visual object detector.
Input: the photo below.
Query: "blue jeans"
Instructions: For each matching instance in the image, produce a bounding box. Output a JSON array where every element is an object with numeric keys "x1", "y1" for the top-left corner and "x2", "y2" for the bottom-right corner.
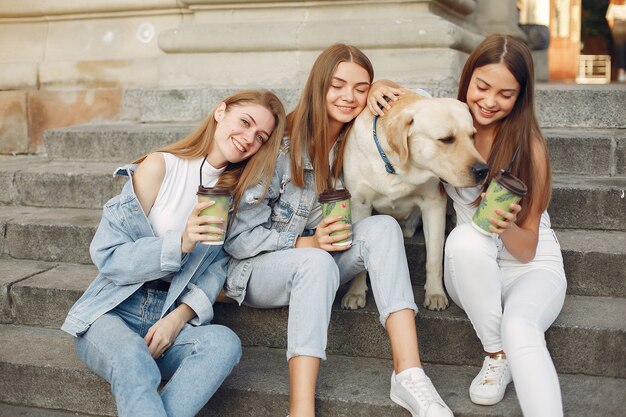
[
  {"x1": 244, "y1": 215, "x2": 418, "y2": 360},
  {"x1": 75, "y1": 287, "x2": 241, "y2": 417}
]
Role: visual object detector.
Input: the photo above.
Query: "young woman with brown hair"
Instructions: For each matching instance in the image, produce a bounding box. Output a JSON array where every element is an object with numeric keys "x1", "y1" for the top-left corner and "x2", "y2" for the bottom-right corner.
[
  {"x1": 224, "y1": 44, "x2": 452, "y2": 417},
  {"x1": 443, "y1": 34, "x2": 566, "y2": 416},
  {"x1": 368, "y1": 34, "x2": 567, "y2": 417}
]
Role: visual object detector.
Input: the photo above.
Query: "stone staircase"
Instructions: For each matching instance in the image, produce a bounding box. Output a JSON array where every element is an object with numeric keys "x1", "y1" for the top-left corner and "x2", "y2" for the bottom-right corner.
[{"x1": 0, "y1": 84, "x2": 624, "y2": 417}]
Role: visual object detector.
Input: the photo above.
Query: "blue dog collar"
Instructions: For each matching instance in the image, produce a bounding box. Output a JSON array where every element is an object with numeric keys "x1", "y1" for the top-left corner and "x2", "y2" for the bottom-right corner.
[{"x1": 372, "y1": 115, "x2": 396, "y2": 175}]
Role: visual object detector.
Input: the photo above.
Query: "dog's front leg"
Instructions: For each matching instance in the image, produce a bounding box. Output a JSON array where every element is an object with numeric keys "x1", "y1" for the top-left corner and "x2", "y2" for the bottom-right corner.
[
  {"x1": 420, "y1": 195, "x2": 449, "y2": 311},
  {"x1": 341, "y1": 199, "x2": 371, "y2": 310}
]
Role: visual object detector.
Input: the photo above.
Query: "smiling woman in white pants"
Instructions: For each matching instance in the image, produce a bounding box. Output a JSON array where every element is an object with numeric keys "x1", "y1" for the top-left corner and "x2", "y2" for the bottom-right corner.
[{"x1": 444, "y1": 219, "x2": 566, "y2": 416}]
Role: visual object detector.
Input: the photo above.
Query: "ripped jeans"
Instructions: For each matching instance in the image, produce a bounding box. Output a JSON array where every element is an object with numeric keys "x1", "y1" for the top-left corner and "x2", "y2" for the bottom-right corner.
[{"x1": 74, "y1": 287, "x2": 241, "y2": 417}]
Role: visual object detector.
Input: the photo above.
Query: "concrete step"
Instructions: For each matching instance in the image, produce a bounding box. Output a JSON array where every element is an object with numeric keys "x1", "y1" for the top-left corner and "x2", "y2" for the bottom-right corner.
[
  {"x1": 0, "y1": 156, "x2": 121, "y2": 209},
  {"x1": 43, "y1": 123, "x2": 195, "y2": 163},
  {"x1": 556, "y1": 229, "x2": 626, "y2": 298},
  {"x1": 120, "y1": 88, "x2": 303, "y2": 125},
  {"x1": 114, "y1": 85, "x2": 626, "y2": 128},
  {"x1": 2, "y1": 155, "x2": 624, "y2": 229},
  {"x1": 0, "y1": 325, "x2": 623, "y2": 417},
  {"x1": 535, "y1": 83, "x2": 626, "y2": 129},
  {"x1": 0, "y1": 403, "x2": 102, "y2": 417},
  {"x1": 1, "y1": 259, "x2": 623, "y2": 378},
  {"x1": 0, "y1": 205, "x2": 623, "y2": 299},
  {"x1": 0, "y1": 206, "x2": 100, "y2": 264},
  {"x1": 0, "y1": 202, "x2": 624, "y2": 297},
  {"x1": 43, "y1": 125, "x2": 626, "y2": 166},
  {"x1": 545, "y1": 128, "x2": 626, "y2": 176},
  {"x1": 217, "y1": 290, "x2": 626, "y2": 379},
  {"x1": 549, "y1": 174, "x2": 626, "y2": 231}
]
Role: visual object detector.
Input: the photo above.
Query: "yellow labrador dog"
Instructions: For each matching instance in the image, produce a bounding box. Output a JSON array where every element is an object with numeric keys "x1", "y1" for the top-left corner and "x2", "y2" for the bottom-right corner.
[{"x1": 341, "y1": 90, "x2": 488, "y2": 311}]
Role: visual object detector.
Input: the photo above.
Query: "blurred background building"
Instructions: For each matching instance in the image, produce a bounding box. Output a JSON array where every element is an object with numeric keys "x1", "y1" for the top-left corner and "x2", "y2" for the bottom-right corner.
[{"x1": 0, "y1": 0, "x2": 616, "y2": 154}]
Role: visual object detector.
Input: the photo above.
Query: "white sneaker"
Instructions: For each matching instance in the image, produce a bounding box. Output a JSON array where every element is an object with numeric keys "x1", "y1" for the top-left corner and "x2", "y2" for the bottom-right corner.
[
  {"x1": 469, "y1": 355, "x2": 512, "y2": 405},
  {"x1": 390, "y1": 368, "x2": 453, "y2": 417},
  {"x1": 618, "y1": 70, "x2": 626, "y2": 83}
]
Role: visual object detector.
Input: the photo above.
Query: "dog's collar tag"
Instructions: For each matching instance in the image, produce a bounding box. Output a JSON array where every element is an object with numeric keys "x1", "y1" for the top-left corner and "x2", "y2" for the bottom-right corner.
[{"x1": 372, "y1": 115, "x2": 396, "y2": 175}]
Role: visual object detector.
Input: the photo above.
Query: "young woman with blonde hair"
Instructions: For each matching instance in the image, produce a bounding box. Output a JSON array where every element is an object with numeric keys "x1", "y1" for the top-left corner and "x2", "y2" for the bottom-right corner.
[{"x1": 62, "y1": 90, "x2": 286, "y2": 417}]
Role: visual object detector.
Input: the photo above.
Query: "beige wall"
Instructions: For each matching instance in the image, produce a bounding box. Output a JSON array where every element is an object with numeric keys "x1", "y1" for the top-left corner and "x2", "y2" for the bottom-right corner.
[
  {"x1": 0, "y1": 0, "x2": 493, "y2": 91},
  {"x1": 0, "y1": 0, "x2": 525, "y2": 154}
]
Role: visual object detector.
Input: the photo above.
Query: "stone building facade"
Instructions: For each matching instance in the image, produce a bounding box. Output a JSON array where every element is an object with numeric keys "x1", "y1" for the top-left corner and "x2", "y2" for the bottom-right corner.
[{"x1": 0, "y1": 0, "x2": 520, "y2": 153}]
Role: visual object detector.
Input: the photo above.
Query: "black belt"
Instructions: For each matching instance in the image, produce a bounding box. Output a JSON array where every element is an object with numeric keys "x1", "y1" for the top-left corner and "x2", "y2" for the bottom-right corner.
[{"x1": 142, "y1": 279, "x2": 171, "y2": 292}]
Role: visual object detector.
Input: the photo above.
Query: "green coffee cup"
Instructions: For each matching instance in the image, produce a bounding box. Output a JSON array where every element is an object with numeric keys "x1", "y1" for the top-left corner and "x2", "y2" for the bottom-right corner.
[
  {"x1": 197, "y1": 186, "x2": 231, "y2": 245},
  {"x1": 319, "y1": 188, "x2": 352, "y2": 246},
  {"x1": 471, "y1": 170, "x2": 528, "y2": 235}
]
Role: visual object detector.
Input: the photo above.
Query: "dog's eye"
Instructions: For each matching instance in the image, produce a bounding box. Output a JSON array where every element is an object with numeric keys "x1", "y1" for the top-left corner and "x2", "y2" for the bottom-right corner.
[{"x1": 439, "y1": 136, "x2": 455, "y2": 144}]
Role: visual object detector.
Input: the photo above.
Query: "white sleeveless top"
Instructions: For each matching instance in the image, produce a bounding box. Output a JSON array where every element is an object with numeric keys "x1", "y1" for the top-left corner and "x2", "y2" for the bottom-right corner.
[
  {"x1": 147, "y1": 153, "x2": 225, "y2": 237},
  {"x1": 443, "y1": 183, "x2": 552, "y2": 229}
]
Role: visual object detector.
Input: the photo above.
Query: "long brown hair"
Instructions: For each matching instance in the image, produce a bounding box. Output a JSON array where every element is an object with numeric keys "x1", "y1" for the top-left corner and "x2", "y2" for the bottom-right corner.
[
  {"x1": 287, "y1": 43, "x2": 374, "y2": 193},
  {"x1": 458, "y1": 34, "x2": 552, "y2": 224},
  {"x1": 134, "y1": 90, "x2": 286, "y2": 216}
]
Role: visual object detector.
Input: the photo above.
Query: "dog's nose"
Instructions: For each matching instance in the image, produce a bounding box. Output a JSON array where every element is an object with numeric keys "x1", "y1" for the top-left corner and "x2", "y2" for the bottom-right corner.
[{"x1": 471, "y1": 162, "x2": 489, "y2": 182}]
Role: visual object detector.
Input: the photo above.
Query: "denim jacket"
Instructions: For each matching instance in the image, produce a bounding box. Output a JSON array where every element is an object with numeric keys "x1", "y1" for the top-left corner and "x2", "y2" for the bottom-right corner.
[
  {"x1": 223, "y1": 138, "x2": 317, "y2": 304},
  {"x1": 62, "y1": 164, "x2": 228, "y2": 337}
]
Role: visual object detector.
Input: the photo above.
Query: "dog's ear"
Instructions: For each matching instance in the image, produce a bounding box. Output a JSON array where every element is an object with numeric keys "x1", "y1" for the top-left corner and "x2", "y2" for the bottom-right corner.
[{"x1": 385, "y1": 111, "x2": 412, "y2": 166}]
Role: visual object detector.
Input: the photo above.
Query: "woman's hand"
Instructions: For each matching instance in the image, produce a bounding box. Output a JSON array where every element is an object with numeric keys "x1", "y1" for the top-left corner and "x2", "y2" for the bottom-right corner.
[
  {"x1": 181, "y1": 201, "x2": 226, "y2": 253},
  {"x1": 489, "y1": 203, "x2": 522, "y2": 235},
  {"x1": 144, "y1": 312, "x2": 185, "y2": 359},
  {"x1": 144, "y1": 304, "x2": 195, "y2": 359},
  {"x1": 296, "y1": 215, "x2": 352, "y2": 252},
  {"x1": 367, "y1": 80, "x2": 404, "y2": 116}
]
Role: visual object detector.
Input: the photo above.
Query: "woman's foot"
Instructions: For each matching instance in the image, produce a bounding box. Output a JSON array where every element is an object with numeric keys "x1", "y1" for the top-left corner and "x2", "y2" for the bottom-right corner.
[
  {"x1": 390, "y1": 367, "x2": 453, "y2": 417},
  {"x1": 469, "y1": 354, "x2": 512, "y2": 405}
]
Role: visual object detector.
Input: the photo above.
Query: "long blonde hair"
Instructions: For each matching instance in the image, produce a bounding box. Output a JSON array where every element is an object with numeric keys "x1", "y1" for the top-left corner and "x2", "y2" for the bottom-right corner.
[
  {"x1": 135, "y1": 90, "x2": 286, "y2": 216},
  {"x1": 458, "y1": 34, "x2": 552, "y2": 224},
  {"x1": 287, "y1": 43, "x2": 374, "y2": 193}
]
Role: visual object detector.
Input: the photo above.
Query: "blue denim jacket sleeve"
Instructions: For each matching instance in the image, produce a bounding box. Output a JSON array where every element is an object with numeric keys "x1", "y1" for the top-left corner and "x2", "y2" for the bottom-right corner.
[
  {"x1": 178, "y1": 249, "x2": 228, "y2": 325},
  {"x1": 224, "y1": 150, "x2": 298, "y2": 259},
  {"x1": 89, "y1": 180, "x2": 185, "y2": 285}
]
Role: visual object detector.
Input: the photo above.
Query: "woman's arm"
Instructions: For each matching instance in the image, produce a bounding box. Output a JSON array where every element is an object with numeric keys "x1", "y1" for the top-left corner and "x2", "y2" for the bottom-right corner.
[
  {"x1": 90, "y1": 153, "x2": 184, "y2": 284},
  {"x1": 91, "y1": 153, "x2": 223, "y2": 284},
  {"x1": 224, "y1": 152, "x2": 299, "y2": 259},
  {"x1": 491, "y1": 139, "x2": 549, "y2": 263},
  {"x1": 133, "y1": 152, "x2": 165, "y2": 216}
]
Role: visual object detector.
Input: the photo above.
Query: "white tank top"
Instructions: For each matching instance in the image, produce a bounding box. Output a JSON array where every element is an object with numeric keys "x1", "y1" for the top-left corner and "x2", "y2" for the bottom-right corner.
[
  {"x1": 147, "y1": 153, "x2": 225, "y2": 237},
  {"x1": 443, "y1": 183, "x2": 552, "y2": 229}
]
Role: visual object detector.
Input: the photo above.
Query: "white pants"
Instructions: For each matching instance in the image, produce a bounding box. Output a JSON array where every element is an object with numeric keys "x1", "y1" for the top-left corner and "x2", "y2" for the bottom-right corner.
[{"x1": 444, "y1": 223, "x2": 567, "y2": 417}]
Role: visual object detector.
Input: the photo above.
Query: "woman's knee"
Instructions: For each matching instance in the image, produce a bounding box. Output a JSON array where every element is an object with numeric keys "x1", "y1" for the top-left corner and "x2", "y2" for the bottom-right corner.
[
  {"x1": 210, "y1": 325, "x2": 242, "y2": 362},
  {"x1": 445, "y1": 223, "x2": 494, "y2": 260},
  {"x1": 294, "y1": 248, "x2": 340, "y2": 289},
  {"x1": 357, "y1": 215, "x2": 403, "y2": 240},
  {"x1": 501, "y1": 313, "x2": 545, "y2": 355}
]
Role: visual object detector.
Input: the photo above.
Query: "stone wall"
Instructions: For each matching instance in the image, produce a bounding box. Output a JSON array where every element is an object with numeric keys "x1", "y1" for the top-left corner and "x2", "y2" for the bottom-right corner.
[{"x1": 0, "y1": 0, "x2": 523, "y2": 154}]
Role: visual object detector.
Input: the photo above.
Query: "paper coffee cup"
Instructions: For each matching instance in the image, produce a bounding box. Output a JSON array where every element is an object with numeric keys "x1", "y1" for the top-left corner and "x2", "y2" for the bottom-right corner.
[
  {"x1": 471, "y1": 170, "x2": 527, "y2": 235},
  {"x1": 318, "y1": 188, "x2": 352, "y2": 246},
  {"x1": 197, "y1": 186, "x2": 231, "y2": 245}
]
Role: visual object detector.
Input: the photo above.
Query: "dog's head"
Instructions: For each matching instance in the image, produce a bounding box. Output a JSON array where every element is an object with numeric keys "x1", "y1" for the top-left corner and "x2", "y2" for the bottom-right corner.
[{"x1": 377, "y1": 92, "x2": 488, "y2": 187}]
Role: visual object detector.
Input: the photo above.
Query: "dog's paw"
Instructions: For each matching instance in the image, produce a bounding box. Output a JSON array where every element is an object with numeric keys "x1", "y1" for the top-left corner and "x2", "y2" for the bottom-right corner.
[
  {"x1": 341, "y1": 291, "x2": 367, "y2": 310},
  {"x1": 423, "y1": 293, "x2": 449, "y2": 311}
]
